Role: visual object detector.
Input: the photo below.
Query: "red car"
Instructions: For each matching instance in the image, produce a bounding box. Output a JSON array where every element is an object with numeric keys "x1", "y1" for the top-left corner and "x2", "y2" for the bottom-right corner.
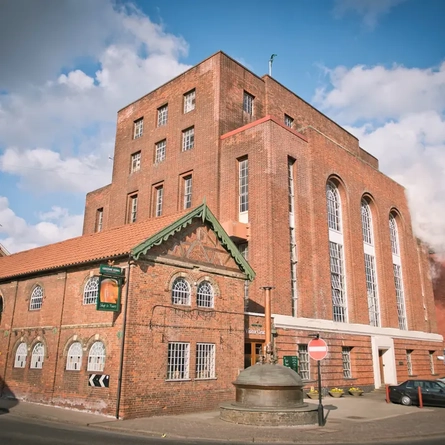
[{"x1": 389, "y1": 379, "x2": 445, "y2": 407}]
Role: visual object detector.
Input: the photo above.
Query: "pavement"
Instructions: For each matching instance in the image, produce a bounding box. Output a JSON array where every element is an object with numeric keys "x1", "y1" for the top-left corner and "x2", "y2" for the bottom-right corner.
[{"x1": 1, "y1": 391, "x2": 445, "y2": 444}]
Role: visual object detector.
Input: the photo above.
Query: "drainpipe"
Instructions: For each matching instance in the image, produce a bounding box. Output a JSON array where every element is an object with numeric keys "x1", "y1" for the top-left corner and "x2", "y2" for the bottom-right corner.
[{"x1": 115, "y1": 253, "x2": 132, "y2": 419}]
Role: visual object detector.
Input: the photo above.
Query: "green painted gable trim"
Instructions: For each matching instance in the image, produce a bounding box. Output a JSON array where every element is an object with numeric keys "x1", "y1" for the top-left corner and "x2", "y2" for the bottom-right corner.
[{"x1": 131, "y1": 203, "x2": 255, "y2": 281}]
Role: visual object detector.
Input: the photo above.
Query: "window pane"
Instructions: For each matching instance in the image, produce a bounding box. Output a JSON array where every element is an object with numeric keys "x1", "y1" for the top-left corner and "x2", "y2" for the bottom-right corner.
[
  {"x1": 196, "y1": 343, "x2": 215, "y2": 379},
  {"x1": 167, "y1": 342, "x2": 190, "y2": 380},
  {"x1": 30, "y1": 286, "x2": 44, "y2": 311},
  {"x1": 83, "y1": 277, "x2": 99, "y2": 305}
]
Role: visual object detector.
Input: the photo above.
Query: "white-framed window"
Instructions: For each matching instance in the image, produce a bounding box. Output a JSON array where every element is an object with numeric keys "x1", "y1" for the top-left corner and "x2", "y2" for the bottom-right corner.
[
  {"x1": 361, "y1": 200, "x2": 373, "y2": 245},
  {"x1": 342, "y1": 347, "x2": 352, "y2": 378},
  {"x1": 239, "y1": 158, "x2": 248, "y2": 216},
  {"x1": 329, "y1": 242, "x2": 347, "y2": 322},
  {"x1": 288, "y1": 157, "x2": 298, "y2": 316},
  {"x1": 131, "y1": 151, "x2": 141, "y2": 173},
  {"x1": 406, "y1": 350, "x2": 413, "y2": 376},
  {"x1": 167, "y1": 342, "x2": 190, "y2": 380},
  {"x1": 182, "y1": 127, "x2": 195, "y2": 151},
  {"x1": 128, "y1": 194, "x2": 138, "y2": 223},
  {"x1": 155, "y1": 140, "x2": 166, "y2": 163},
  {"x1": 66, "y1": 342, "x2": 83, "y2": 371},
  {"x1": 243, "y1": 91, "x2": 254, "y2": 115},
  {"x1": 29, "y1": 285, "x2": 43, "y2": 311},
  {"x1": 429, "y1": 351, "x2": 435, "y2": 375},
  {"x1": 284, "y1": 114, "x2": 294, "y2": 128},
  {"x1": 157, "y1": 104, "x2": 168, "y2": 127},
  {"x1": 326, "y1": 182, "x2": 341, "y2": 232},
  {"x1": 183, "y1": 89, "x2": 196, "y2": 113},
  {"x1": 87, "y1": 341, "x2": 106, "y2": 372},
  {"x1": 183, "y1": 175, "x2": 193, "y2": 209},
  {"x1": 196, "y1": 343, "x2": 215, "y2": 379},
  {"x1": 155, "y1": 185, "x2": 163, "y2": 217},
  {"x1": 83, "y1": 276, "x2": 99, "y2": 305},
  {"x1": 172, "y1": 278, "x2": 191, "y2": 305},
  {"x1": 133, "y1": 118, "x2": 143, "y2": 139},
  {"x1": 14, "y1": 342, "x2": 27, "y2": 368},
  {"x1": 197, "y1": 281, "x2": 214, "y2": 308},
  {"x1": 30, "y1": 342, "x2": 44, "y2": 369},
  {"x1": 389, "y1": 214, "x2": 399, "y2": 255},
  {"x1": 95, "y1": 208, "x2": 103, "y2": 233},
  {"x1": 298, "y1": 344, "x2": 310, "y2": 380}
]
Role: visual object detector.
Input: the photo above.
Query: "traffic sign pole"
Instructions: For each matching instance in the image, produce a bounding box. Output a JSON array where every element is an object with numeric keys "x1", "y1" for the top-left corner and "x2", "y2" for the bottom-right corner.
[{"x1": 308, "y1": 336, "x2": 328, "y2": 427}]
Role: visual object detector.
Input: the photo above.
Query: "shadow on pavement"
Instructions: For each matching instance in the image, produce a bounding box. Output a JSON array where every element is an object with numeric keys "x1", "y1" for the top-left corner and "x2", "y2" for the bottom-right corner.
[
  {"x1": 0, "y1": 376, "x2": 19, "y2": 415},
  {"x1": 323, "y1": 403, "x2": 338, "y2": 423}
]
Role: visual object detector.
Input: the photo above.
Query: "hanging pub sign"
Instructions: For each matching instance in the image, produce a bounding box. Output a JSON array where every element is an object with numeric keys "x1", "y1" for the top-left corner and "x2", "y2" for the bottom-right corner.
[{"x1": 96, "y1": 264, "x2": 125, "y2": 312}]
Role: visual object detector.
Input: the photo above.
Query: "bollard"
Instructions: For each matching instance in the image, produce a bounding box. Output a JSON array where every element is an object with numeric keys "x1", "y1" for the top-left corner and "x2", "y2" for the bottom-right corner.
[{"x1": 417, "y1": 386, "x2": 423, "y2": 408}]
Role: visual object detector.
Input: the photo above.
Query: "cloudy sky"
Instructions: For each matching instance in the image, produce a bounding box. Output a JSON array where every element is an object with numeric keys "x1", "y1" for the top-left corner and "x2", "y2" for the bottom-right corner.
[{"x1": 0, "y1": 0, "x2": 444, "y2": 254}]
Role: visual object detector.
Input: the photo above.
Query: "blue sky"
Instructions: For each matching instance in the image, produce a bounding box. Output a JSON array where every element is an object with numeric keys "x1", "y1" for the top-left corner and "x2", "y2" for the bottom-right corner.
[{"x1": 1, "y1": 0, "x2": 445, "y2": 253}]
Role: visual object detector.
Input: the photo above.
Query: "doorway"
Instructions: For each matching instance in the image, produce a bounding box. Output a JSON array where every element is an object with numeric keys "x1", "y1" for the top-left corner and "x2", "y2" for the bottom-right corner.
[
  {"x1": 244, "y1": 342, "x2": 264, "y2": 368},
  {"x1": 379, "y1": 349, "x2": 386, "y2": 384}
]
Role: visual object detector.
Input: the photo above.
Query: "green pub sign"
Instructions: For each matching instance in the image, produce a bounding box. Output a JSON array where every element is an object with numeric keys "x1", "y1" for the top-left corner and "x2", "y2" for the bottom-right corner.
[
  {"x1": 96, "y1": 265, "x2": 124, "y2": 312},
  {"x1": 283, "y1": 355, "x2": 299, "y2": 373}
]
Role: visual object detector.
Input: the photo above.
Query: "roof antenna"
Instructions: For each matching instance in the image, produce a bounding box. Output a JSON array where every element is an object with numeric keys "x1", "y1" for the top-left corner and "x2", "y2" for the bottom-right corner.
[{"x1": 269, "y1": 54, "x2": 277, "y2": 77}]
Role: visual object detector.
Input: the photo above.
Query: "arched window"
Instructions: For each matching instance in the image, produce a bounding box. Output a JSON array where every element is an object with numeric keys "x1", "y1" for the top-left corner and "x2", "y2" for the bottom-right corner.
[
  {"x1": 87, "y1": 341, "x2": 106, "y2": 372},
  {"x1": 14, "y1": 342, "x2": 27, "y2": 368},
  {"x1": 389, "y1": 212, "x2": 407, "y2": 330},
  {"x1": 29, "y1": 285, "x2": 44, "y2": 311},
  {"x1": 197, "y1": 281, "x2": 214, "y2": 308},
  {"x1": 30, "y1": 342, "x2": 44, "y2": 369},
  {"x1": 361, "y1": 199, "x2": 380, "y2": 327},
  {"x1": 171, "y1": 278, "x2": 191, "y2": 305},
  {"x1": 326, "y1": 180, "x2": 347, "y2": 322},
  {"x1": 66, "y1": 342, "x2": 83, "y2": 371},
  {"x1": 83, "y1": 277, "x2": 99, "y2": 305}
]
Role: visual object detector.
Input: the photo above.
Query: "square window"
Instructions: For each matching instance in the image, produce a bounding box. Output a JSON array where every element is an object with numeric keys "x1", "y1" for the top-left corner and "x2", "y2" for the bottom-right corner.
[
  {"x1": 131, "y1": 151, "x2": 141, "y2": 173},
  {"x1": 134, "y1": 118, "x2": 143, "y2": 139},
  {"x1": 167, "y1": 342, "x2": 190, "y2": 380},
  {"x1": 157, "y1": 104, "x2": 168, "y2": 127},
  {"x1": 155, "y1": 140, "x2": 166, "y2": 164},
  {"x1": 243, "y1": 91, "x2": 254, "y2": 115},
  {"x1": 284, "y1": 114, "x2": 294, "y2": 128},
  {"x1": 183, "y1": 89, "x2": 196, "y2": 113},
  {"x1": 182, "y1": 127, "x2": 194, "y2": 151}
]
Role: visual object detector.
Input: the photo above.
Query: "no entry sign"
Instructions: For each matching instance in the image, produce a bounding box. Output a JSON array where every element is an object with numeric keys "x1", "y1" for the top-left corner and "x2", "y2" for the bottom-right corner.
[{"x1": 308, "y1": 338, "x2": 328, "y2": 361}]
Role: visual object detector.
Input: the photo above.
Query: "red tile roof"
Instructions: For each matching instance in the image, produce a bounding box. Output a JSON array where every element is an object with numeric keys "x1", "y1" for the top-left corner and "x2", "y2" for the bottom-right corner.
[{"x1": 0, "y1": 212, "x2": 186, "y2": 281}]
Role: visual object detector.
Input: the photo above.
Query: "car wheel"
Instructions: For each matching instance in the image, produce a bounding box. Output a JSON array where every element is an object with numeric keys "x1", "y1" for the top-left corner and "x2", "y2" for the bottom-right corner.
[{"x1": 401, "y1": 395, "x2": 412, "y2": 406}]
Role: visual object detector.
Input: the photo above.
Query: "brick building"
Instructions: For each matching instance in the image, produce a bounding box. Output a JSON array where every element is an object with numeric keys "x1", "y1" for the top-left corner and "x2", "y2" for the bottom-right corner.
[{"x1": 0, "y1": 51, "x2": 442, "y2": 417}]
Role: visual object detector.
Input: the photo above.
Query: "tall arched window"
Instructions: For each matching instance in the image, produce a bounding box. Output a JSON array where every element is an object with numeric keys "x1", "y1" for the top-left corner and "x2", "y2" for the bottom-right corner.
[
  {"x1": 197, "y1": 281, "x2": 214, "y2": 308},
  {"x1": 30, "y1": 342, "x2": 44, "y2": 369},
  {"x1": 83, "y1": 277, "x2": 99, "y2": 305},
  {"x1": 389, "y1": 213, "x2": 407, "y2": 330},
  {"x1": 361, "y1": 199, "x2": 380, "y2": 327},
  {"x1": 66, "y1": 342, "x2": 83, "y2": 371},
  {"x1": 326, "y1": 181, "x2": 348, "y2": 322},
  {"x1": 87, "y1": 341, "x2": 106, "y2": 372},
  {"x1": 171, "y1": 278, "x2": 191, "y2": 305},
  {"x1": 29, "y1": 285, "x2": 44, "y2": 311},
  {"x1": 14, "y1": 342, "x2": 27, "y2": 368}
]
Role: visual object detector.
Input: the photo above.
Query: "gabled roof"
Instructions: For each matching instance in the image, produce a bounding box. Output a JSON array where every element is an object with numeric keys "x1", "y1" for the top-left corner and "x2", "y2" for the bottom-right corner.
[
  {"x1": 0, "y1": 204, "x2": 255, "y2": 282},
  {"x1": 132, "y1": 203, "x2": 255, "y2": 280}
]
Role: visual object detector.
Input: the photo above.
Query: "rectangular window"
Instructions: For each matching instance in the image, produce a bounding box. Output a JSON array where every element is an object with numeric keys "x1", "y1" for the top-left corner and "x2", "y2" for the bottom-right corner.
[
  {"x1": 239, "y1": 158, "x2": 248, "y2": 214},
  {"x1": 429, "y1": 351, "x2": 435, "y2": 375},
  {"x1": 183, "y1": 175, "x2": 193, "y2": 209},
  {"x1": 365, "y1": 253, "x2": 379, "y2": 327},
  {"x1": 196, "y1": 343, "x2": 216, "y2": 379},
  {"x1": 342, "y1": 347, "x2": 352, "y2": 378},
  {"x1": 131, "y1": 151, "x2": 141, "y2": 173},
  {"x1": 95, "y1": 208, "x2": 103, "y2": 233},
  {"x1": 167, "y1": 342, "x2": 190, "y2": 380},
  {"x1": 243, "y1": 91, "x2": 254, "y2": 115},
  {"x1": 155, "y1": 185, "x2": 164, "y2": 217},
  {"x1": 133, "y1": 118, "x2": 143, "y2": 139},
  {"x1": 329, "y1": 241, "x2": 347, "y2": 322},
  {"x1": 155, "y1": 139, "x2": 166, "y2": 163},
  {"x1": 182, "y1": 127, "x2": 195, "y2": 151},
  {"x1": 183, "y1": 89, "x2": 196, "y2": 113},
  {"x1": 393, "y1": 264, "x2": 407, "y2": 330},
  {"x1": 298, "y1": 344, "x2": 310, "y2": 380},
  {"x1": 128, "y1": 194, "x2": 138, "y2": 223},
  {"x1": 406, "y1": 350, "x2": 413, "y2": 376},
  {"x1": 284, "y1": 114, "x2": 294, "y2": 128},
  {"x1": 157, "y1": 104, "x2": 168, "y2": 127}
]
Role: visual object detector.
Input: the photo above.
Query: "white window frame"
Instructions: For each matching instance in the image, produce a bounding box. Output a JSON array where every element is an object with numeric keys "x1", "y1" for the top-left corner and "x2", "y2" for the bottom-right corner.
[
  {"x1": 157, "y1": 104, "x2": 168, "y2": 127},
  {"x1": 183, "y1": 175, "x2": 193, "y2": 209},
  {"x1": 30, "y1": 342, "x2": 44, "y2": 369},
  {"x1": 155, "y1": 140, "x2": 166, "y2": 164},
  {"x1": 182, "y1": 127, "x2": 195, "y2": 151},
  {"x1": 14, "y1": 342, "x2": 27, "y2": 368},
  {"x1": 239, "y1": 158, "x2": 248, "y2": 221},
  {"x1": 172, "y1": 278, "x2": 191, "y2": 305},
  {"x1": 129, "y1": 194, "x2": 138, "y2": 223},
  {"x1": 183, "y1": 90, "x2": 196, "y2": 113},
  {"x1": 243, "y1": 91, "x2": 254, "y2": 115},
  {"x1": 155, "y1": 185, "x2": 163, "y2": 217},
  {"x1": 406, "y1": 350, "x2": 413, "y2": 376},
  {"x1": 29, "y1": 285, "x2": 43, "y2": 311},
  {"x1": 197, "y1": 281, "x2": 214, "y2": 308},
  {"x1": 83, "y1": 276, "x2": 99, "y2": 305},
  {"x1": 134, "y1": 118, "x2": 143, "y2": 139},
  {"x1": 429, "y1": 351, "x2": 435, "y2": 375},
  {"x1": 87, "y1": 341, "x2": 106, "y2": 372},
  {"x1": 326, "y1": 181, "x2": 341, "y2": 232},
  {"x1": 288, "y1": 158, "x2": 298, "y2": 316},
  {"x1": 167, "y1": 342, "x2": 190, "y2": 380},
  {"x1": 389, "y1": 214, "x2": 399, "y2": 255},
  {"x1": 96, "y1": 208, "x2": 103, "y2": 232},
  {"x1": 196, "y1": 343, "x2": 216, "y2": 379},
  {"x1": 298, "y1": 344, "x2": 310, "y2": 380},
  {"x1": 284, "y1": 114, "x2": 294, "y2": 128},
  {"x1": 66, "y1": 342, "x2": 83, "y2": 371},
  {"x1": 342, "y1": 347, "x2": 352, "y2": 378},
  {"x1": 131, "y1": 151, "x2": 141, "y2": 173}
]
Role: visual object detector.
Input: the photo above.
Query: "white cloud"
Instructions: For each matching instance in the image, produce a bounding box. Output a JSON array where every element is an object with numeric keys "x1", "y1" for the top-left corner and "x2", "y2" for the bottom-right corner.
[
  {"x1": 333, "y1": 0, "x2": 408, "y2": 29},
  {"x1": 315, "y1": 62, "x2": 445, "y2": 253},
  {"x1": 0, "y1": 197, "x2": 83, "y2": 253}
]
